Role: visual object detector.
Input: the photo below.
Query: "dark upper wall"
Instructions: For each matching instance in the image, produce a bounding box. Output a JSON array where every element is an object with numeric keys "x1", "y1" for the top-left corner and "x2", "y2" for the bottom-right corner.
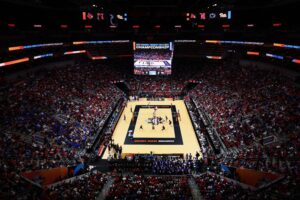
[{"x1": 0, "y1": 0, "x2": 299, "y2": 45}]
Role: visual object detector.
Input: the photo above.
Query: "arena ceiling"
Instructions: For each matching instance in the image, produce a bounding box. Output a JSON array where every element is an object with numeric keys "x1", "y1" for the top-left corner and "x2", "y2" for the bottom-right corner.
[
  {"x1": 0, "y1": 0, "x2": 299, "y2": 42},
  {"x1": 1, "y1": 0, "x2": 300, "y2": 10}
]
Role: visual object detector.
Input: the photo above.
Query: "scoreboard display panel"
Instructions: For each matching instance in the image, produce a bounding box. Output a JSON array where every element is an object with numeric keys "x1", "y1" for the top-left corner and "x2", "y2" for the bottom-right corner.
[{"x1": 133, "y1": 42, "x2": 174, "y2": 75}]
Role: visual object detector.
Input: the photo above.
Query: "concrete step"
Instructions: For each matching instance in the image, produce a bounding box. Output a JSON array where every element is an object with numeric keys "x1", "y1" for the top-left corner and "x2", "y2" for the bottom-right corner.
[
  {"x1": 97, "y1": 177, "x2": 114, "y2": 200},
  {"x1": 188, "y1": 176, "x2": 203, "y2": 200}
]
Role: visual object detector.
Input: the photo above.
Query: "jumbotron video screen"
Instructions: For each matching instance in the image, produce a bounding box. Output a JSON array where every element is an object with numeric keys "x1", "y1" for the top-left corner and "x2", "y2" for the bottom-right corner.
[{"x1": 133, "y1": 42, "x2": 174, "y2": 75}]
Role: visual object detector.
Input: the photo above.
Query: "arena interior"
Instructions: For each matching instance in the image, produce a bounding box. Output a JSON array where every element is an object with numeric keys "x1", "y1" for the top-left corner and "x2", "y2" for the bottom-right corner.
[{"x1": 0, "y1": 0, "x2": 299, "y2": 199}]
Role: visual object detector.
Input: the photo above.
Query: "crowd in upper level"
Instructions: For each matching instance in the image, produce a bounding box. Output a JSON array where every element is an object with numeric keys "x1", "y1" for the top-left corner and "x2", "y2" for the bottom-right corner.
[{"x1": 190, "y1": 64, "x2": 299, "y2": 149}]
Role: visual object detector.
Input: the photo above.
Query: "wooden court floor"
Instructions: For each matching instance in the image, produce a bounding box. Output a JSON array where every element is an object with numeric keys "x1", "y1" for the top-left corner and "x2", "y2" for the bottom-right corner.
[{"x1": 102, "y1": 99, "x2": 201, "y2": 158}]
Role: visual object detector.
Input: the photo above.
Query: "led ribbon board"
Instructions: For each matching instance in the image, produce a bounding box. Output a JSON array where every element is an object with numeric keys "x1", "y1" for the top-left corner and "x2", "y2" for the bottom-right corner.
[
  {"x1": 0, "y1": 57, "x2": 29, "y2": 67},
  {"x1": 273, "y1": 43, "x2": 300, "y2": 49},
  {"x1": 33, "y1": 53, "x2": 54, "y2": 60},
  {"x1": 73, "y1": 40, "x2": 130, "y2": 45},
  {"x1": 247, "y1": 51, "x2": 260, "y2": 56},
  {"x1": 9, "y1": 43, "x2": 63, "y2": 51},
  {"x1": 64, "y1": 50, "x2": 86, "y2": 55},
  {"x1": 205, "y1": 40, "x2": 264, "y2": 46},
  {"x1": 266, "y1": 53, "x2": 284, "y2": 60},
  {"x1": 174, "y1": 40, "x2": 196, "y2": 43},
  {"x1": 206, "y1": 56, "x2": 222, "y2": 60}
]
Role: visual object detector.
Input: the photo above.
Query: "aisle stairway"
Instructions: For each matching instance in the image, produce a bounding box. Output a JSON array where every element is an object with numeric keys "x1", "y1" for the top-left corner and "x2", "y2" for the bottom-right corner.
[
  {"x1": 97, "y1": 177, "x2": 114, "y2": 200},
  {"x1": 188, "y1": 176, "x2": 203, "y2": 200}
]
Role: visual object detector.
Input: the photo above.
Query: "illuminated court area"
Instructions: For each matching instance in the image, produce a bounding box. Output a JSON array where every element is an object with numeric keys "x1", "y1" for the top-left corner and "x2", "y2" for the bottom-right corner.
[{"x1": 103, "y1": 99, "x2": 201, "y2": 158}]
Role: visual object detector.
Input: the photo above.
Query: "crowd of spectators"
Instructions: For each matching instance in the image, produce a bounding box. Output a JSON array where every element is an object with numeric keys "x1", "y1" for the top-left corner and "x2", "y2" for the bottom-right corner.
[
  {"x1": 45, "y1": 171, "x2": 107, "y2": 200},
  {"x1": 108, "y1": 154, "x2": 206, "y2": 175},
  {"x1": 190, "y1": 64, "x2": 299, "y2": 148},
  {"x1": 106, "y1": 175, "x2": 192, "y2": 200},
  {"x1": 152, "y1": 155, "x2": 203, "y2": 175},
  {"x1": 189, "y1": 64, "x2": 299, "y2": 172},
  {"x1": 188, "y1": 63, "x2": 299, "y2": 199},
  {"x1": 0, "y1": 170, "x2": 42, "y2": 200},
  {"x1": 0, "y1": 133, "x2": 77, "y2": 173},
  {"x1": 0, "y1": 63, "x2": 124, "y2": 198},
  {"x1": 223, "y1": 140, "x2": 298, "y2": 174},
  {"x1": 195, "y1": 173, "x2": 251, "y2": 200},
  {"x1": 0, "y1": 63, "x2": 124, "y2": 170},
  {"x1": 128, "y1": 76, "x2": 185, "y2": 97},
  {"x1": 0, "y1": 60, "x2": 299, "y2": 199},
  {"x1": 256, "y1": 175, "x2": 299, "y2": 200}
]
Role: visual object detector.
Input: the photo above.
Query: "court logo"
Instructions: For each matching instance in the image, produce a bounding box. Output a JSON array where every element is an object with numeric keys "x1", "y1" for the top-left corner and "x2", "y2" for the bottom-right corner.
[{"x1": 147, "y1": 116, "x2": 165, "y2": 125}]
